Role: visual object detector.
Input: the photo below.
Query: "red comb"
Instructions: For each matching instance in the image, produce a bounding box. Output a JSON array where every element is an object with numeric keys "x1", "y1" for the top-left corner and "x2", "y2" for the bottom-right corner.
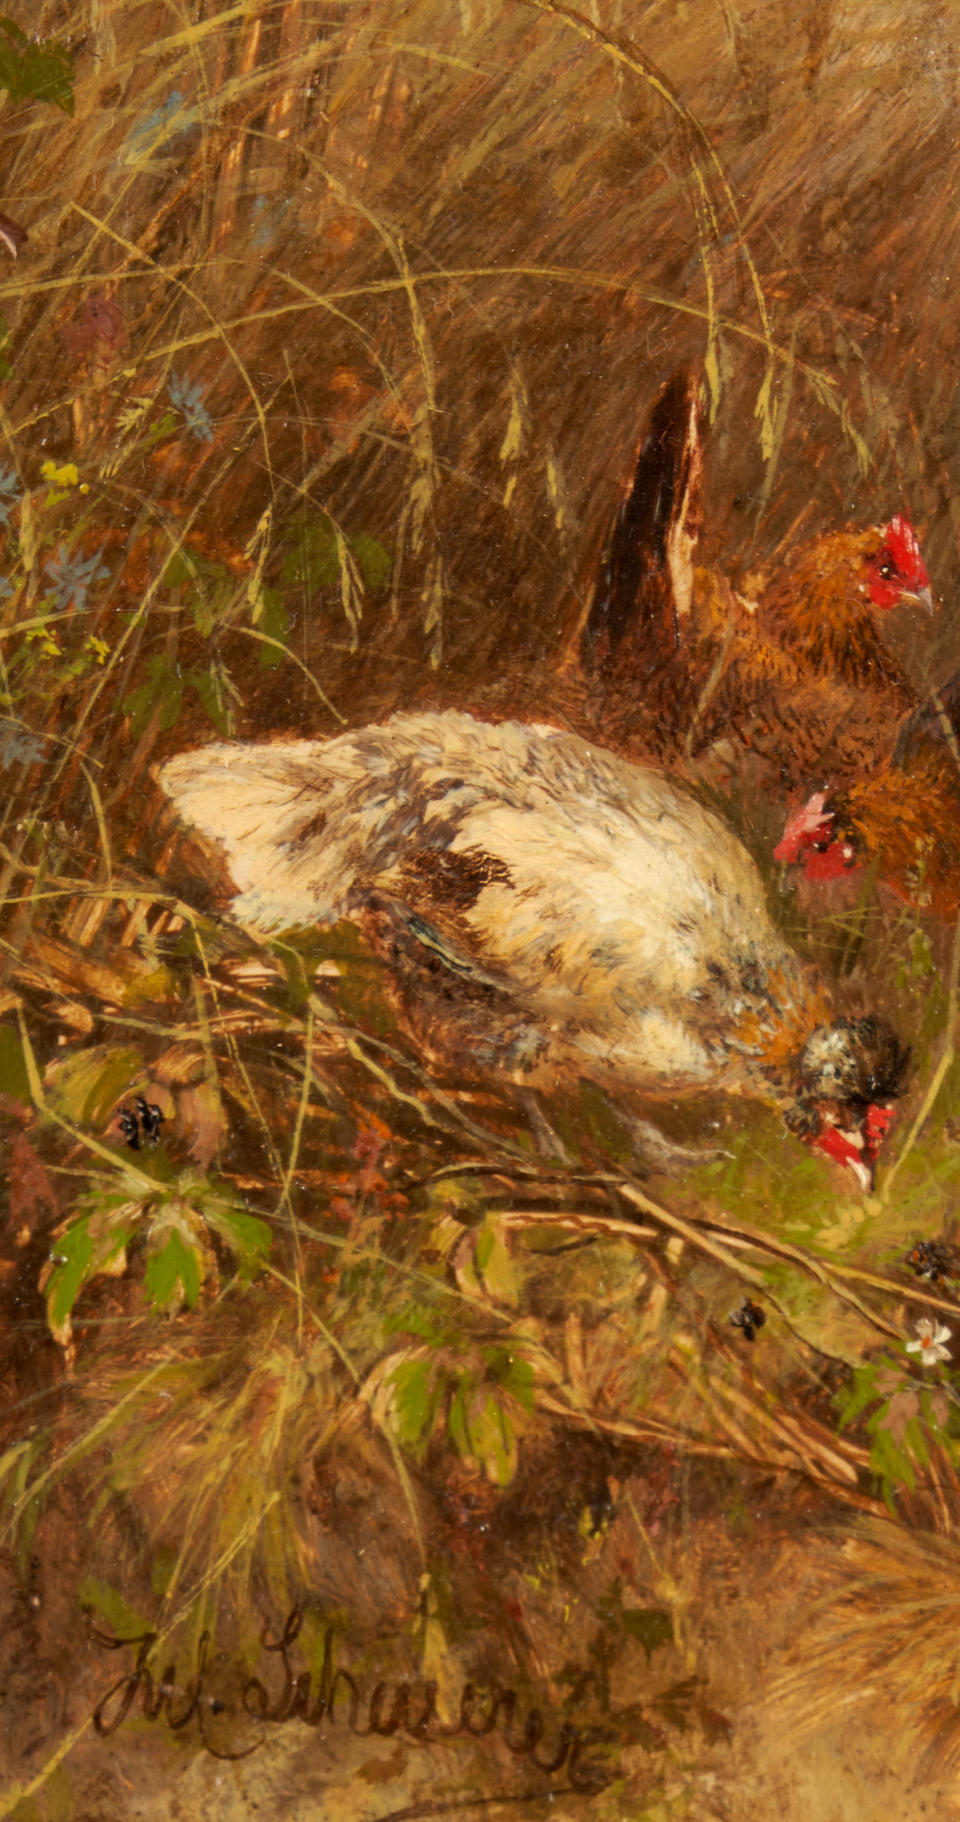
[
  {"x1": 864, "y1": 1102, "x2": 896, "y2": 1160},
  {"x1": 773, "y1": 792, "x2": 831, "y2": 864},
  {"x1": 884, "y1": 515, "x2": 928, "y2": 586}
]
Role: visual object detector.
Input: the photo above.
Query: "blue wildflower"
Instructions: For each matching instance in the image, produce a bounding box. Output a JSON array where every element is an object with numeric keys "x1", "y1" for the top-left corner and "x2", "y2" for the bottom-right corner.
[
  {"x1": 44, "y1": 544, "x2": 110, "y2": 612},
  {"x1": 0, "y1": 726, "x2": 46, "y2": 770},
  {"x1": 251, "y1": 195, "x2": 290, "y2": 250},
  {"x1": 0, "y1": 466, "x2": 20, "y2": 526},
  {"x1": 168, "y1": 373, "x2": 214, "y2": 444},
  {"x1": 124, "y1": 89, "x2": 190, "y2": 163}
]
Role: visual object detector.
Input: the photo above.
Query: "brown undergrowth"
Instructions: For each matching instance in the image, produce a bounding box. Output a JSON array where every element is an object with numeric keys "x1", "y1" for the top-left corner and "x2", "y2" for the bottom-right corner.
[{"x1": 2, "y1": 1, "x2": 960, "y2": 1815}]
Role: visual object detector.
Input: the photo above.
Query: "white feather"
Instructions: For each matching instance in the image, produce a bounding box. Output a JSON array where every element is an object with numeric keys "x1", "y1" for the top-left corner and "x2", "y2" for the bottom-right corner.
[{"x1": 159, "y1": 711, "x2": 802, "y2": 1092}]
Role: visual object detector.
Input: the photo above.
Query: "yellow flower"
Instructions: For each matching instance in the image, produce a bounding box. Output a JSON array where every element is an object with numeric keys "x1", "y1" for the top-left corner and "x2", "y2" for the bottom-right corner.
[
  {"x1": 40, "y1": 461, "x2": 79, "y2": 487},
  {"x1": 26, "y1": 625, "x2": 62, "y2": 658},
  {"x1": 84, "y1": 635, "x2": 110, "y2": 665}
]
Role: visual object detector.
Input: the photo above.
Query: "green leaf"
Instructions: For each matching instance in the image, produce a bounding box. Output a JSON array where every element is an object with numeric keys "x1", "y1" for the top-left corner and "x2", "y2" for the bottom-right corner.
[
  {"x1": 383, "y1": 1305, "x2": 448, "y2": 1345},
  {"x1": 350, "y1": 532, "x2": 392, "y2": 591},
  {"x1": 391, "y1": 1358, "x2": 435, "y2": 1445},
  {"x1": 148, "y1": 409, "x2": 179, "y2": 443},
  {"x1": 256, "y1": 587, "x2": 290, "y2": 667},
  {"x1": 0, "y1": 1438, "x2": 35, "y2": 1506},
  {"x1": 620, "y1": 1607, "x2": 674, "y2": 1662},
  {"x1": 280, "y1": 514, "x2": 390, "y2": 601},
  {"x1": 870, "y1": 1423, "x2": 916, "y2": 1495},
  {"x1": 186, "y1": 662, "x2": 230, "y2": 734},
  {"x1": 903, "y1": 1412, "x2": 931, "y2": 1471},
  {"x1": 163, "y1": 551, "x2": 193, "y2": 590},
  {"x1": 499, "y1": 1354, "x2": 535, "y2": 1413},
  {"x1": 835, "y1": 1356, "x2": 899, "y2": 1429},
  {"x1": 465, "y1": 1392, "x2": 517, "y2": 1485},
  {"x1": 4, "y1": 1793, "x2": 39, "y2": 1822},
  {"x1": 0, "y1": 1022, "x2": 30, "y2": 1101},
  {"x1": 0, "y1": 18, "x2": 74, "y2": 115},
  {"x1": 474, "y1": 1221, "x2": 518, "y2": 1305},
  {"x1": 44, "y1": 1216, "x2": 94, "y2": 1329},
  {"x1": 447, "y1": 1386, "x2": 470, "y2": 1458},
  {"x1": 281, "y1": 512, "x2": 340, "y2": 590},
  {"x1": 200, "y1": 1199, "x2": 271, "y2": 1273},
  {"x1": 78, "y1": 1576, "x2": 149, "y2": 1639},
  {"x1": 145, "y1": 1226, "x2": 202, "y2": 1311},
  {"x1": 164, "y1": 550, "x2": 235, "y2": 637},
  {"x1": 122, "y1": 655, "x2": 183, "y2": 739},
  {"x1": 150, "y1": 1546, "x2": 179, "y2": 1598},
  {"x1": 45, "y1": 1214, "x2": 133, "y2": 1332},
  {"x1": 475, "y1": 1225, "x2": 494, "y2": 1272},
  {"x1": 40, "y1": 1763, "x2": 73, "y2": 1822},
  {"x1": 46, "y1": 1044, "x2": 142, "y2": 1127}
]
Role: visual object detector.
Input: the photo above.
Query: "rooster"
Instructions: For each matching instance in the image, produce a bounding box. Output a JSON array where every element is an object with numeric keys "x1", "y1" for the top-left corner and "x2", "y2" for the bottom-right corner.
[{"x1": 159, "y1": 711, "x2": 908, "y2": 1188}]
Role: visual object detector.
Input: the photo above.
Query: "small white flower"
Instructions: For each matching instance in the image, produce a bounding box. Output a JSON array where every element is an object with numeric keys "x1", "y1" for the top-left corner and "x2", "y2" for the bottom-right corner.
[{"x1": 906, "y1": 1318, "x2": 953, "y2": 1367}]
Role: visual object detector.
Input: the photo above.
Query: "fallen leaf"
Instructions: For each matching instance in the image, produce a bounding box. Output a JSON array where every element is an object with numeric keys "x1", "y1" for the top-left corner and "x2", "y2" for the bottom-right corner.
[
  {"x1": 9, "y1": 1133, "x2": 58, "y2": 1242},
  {"x1": 179, "y1": 1081, "x2": 226, "y2": 1168}
]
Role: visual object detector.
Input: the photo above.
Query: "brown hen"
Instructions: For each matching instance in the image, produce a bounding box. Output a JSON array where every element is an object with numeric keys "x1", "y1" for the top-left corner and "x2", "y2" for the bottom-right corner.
[{"x1": 575, "y1": 371, "x2": 957, "y2": 911}]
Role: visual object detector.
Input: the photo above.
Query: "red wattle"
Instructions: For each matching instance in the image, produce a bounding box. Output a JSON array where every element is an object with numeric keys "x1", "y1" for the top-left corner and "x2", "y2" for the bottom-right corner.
[
  {"x1": 803, "y1": 842, "x2": 859, "y2": 882},
  {"x1": 812, "y1": 1126, "x2": 864, "y2": 1172}
]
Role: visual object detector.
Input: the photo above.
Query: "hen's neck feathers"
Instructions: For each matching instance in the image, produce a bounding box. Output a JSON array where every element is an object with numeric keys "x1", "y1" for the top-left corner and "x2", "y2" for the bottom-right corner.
[
  {"x1": 727, "y1": 969, "x2": 834, "y2": 1092},
  {"x1": 760, "y1": 527, "x2": 909, "y2": 693}
]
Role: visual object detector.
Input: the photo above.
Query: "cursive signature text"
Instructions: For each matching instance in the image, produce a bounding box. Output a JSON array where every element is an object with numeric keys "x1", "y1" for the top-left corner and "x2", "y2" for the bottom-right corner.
[{"x1": 90, "y1": 1605, "x2": 614, "y2": 1790}]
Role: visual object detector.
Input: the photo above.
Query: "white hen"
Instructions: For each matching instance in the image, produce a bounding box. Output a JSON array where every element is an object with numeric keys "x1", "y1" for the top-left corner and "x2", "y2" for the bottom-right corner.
[{"x1": 159, "y1": 711, "x2": 908, "y2": 1182}]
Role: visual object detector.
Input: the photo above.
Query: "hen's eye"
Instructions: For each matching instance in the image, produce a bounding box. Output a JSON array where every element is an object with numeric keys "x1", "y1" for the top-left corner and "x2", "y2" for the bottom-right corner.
[{"x1": 878, "y1": 561, "x2": 894, "y2": 580}]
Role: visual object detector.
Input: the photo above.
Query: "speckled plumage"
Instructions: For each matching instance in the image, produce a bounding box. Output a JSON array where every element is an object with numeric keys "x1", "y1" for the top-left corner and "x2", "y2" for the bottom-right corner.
[{"x1": 161, "y1": 711, "x2": 849, "y2": 1104}]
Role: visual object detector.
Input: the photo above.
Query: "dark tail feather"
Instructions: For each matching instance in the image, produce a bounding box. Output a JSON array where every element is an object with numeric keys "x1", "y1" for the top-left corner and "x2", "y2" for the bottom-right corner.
[{"x1": 580, "y1": 369, "x2": 702, "y2": 683}]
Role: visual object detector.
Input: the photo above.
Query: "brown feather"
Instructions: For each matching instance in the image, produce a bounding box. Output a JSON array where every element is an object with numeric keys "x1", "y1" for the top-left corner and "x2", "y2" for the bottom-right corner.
[{"x1": 568, "y1": 371, "x2": 960, "y2": 914}]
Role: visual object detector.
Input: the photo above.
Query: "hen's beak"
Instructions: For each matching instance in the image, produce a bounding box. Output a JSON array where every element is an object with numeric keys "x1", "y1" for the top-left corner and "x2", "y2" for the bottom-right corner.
[
  {"x1": 844, "y1": 1151, "x2": 873, "y2": 1194},
  {"x1": 904, "y1": 583, "x2": 936, "y2": 615}
]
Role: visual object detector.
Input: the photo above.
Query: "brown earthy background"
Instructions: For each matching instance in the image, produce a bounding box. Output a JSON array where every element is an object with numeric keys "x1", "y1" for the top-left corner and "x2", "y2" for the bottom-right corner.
[{"x1": 2, "y1": 3, "x2": 960, "y2": 1818}]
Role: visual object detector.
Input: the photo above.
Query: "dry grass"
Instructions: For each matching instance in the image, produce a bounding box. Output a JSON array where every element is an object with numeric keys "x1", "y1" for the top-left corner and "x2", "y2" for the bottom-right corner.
[
  {"x1": 1, "y1": 0, "x2": 960, "y2": 1813},
  {"x1": 768, "y1": 1509, "x2": 960, "y2": 1781}
]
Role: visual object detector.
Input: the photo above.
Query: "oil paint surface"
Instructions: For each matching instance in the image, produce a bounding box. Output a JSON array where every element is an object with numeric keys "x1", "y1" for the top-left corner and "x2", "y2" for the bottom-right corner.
[{"x1": 1, "y1": 6, "x2": 959, "y2": 1819}]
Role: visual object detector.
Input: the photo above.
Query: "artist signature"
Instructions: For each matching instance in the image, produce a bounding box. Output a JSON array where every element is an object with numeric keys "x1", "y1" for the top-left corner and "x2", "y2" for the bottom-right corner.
[{"x1": 89, "y1": 1605, "x2": 613, "y2": 1791}]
